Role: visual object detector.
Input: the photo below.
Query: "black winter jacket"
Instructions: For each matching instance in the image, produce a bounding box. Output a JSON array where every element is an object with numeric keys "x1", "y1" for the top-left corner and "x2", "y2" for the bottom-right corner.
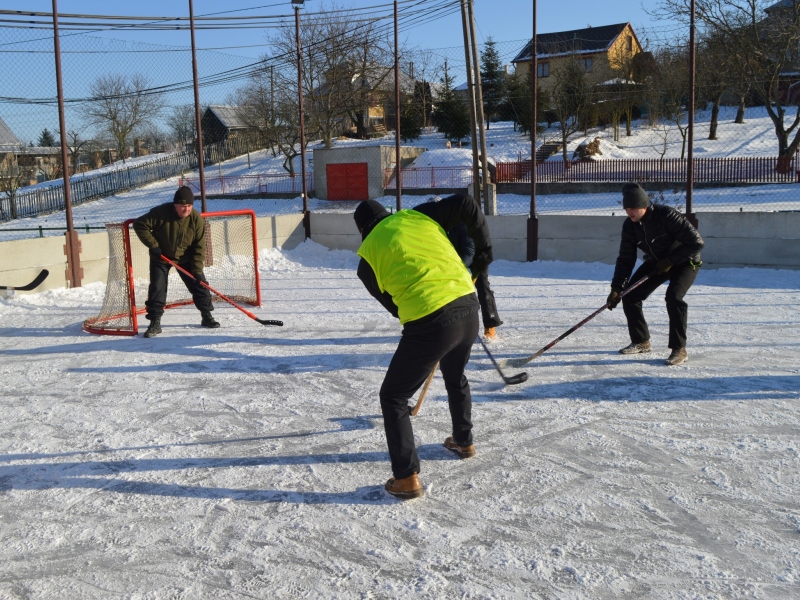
[
  {"x1": 132, "y1": 203, "x2": 206, "y2": 274},
  {"x1": 611, "y1": 204, "x2": 703, "y2": 289}
]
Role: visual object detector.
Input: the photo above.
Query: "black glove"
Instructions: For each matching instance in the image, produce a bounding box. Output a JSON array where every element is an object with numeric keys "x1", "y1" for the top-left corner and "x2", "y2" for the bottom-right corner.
[
  {"x1": 193, "y1": 272, "x2": 208, "y2": 284},
  {"x1": 606, "y1": 287, "x2": 622, "y2": 310},
  {"x1": 655, "y1": 257, "x2": 673, "y2": 274},
  {"x1": 149, "y1": 246, "x2": 163, "y2": 259},
  {"x1": 470, "y1": 250, "x2": 492, "y2": 275}
]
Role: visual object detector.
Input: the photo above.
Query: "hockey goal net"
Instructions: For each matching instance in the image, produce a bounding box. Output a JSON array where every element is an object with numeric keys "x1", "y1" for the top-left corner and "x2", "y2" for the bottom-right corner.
[{"x1": 84, "y1": 209, "x2": 260, "y2": 336}]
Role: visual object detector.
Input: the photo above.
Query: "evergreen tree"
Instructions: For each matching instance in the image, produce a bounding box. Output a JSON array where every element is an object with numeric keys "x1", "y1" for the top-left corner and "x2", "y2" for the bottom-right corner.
[
  {"x1": 501, "y1": 71, "x2": 548, "y2": 137},
  {"x1": 433, "y1": 60, "x2": 470, "y2": 142},
  {"x1": 480, "y1": 38, "x2": 506, "y2": 130},
  {"x1": 400, "y1": 103, "x2": 423, "y2": 142},
  {"x1": 38, "y1": 128, "x2": 56, "y2": 147}
]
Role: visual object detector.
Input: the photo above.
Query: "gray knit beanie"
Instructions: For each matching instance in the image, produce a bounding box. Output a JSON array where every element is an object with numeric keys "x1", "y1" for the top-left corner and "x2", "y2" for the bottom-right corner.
[{"x1": 621, "y1": 182, "x2": 650, "y2": 209}]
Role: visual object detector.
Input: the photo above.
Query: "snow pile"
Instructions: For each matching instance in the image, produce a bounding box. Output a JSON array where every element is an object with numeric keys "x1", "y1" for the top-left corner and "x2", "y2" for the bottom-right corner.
[
  {"x1": 259, "y1": 239, "x2": 360, "y2": 272},
  {"x1": 571, "y1": 136, "x2": 637, "y2": 161}
]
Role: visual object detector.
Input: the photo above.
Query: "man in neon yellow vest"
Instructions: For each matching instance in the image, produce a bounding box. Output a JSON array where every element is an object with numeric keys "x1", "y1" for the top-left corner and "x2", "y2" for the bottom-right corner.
[{"x1": 354, "y1": 194, "x2": 493, "y2": 499}]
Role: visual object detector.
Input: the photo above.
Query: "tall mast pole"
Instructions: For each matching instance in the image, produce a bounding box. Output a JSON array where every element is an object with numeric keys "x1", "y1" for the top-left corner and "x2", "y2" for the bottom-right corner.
[{"x1": 188, "y1": 0, "x2": 207, "y2": 212}]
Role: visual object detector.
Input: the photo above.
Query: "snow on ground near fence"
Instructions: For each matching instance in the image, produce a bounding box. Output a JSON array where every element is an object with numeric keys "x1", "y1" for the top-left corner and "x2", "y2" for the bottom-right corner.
[
  {"x1": 0, "y1": 243, "x2": 798, "y2": 598},
  {"x1": 2, "y1": 105, "x2": 800, "y2": 240}
]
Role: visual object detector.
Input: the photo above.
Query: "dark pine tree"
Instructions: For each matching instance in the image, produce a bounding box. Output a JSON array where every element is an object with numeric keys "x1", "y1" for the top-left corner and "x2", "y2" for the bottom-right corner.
[
  {"x1": 38, "y1": 128, "x2": 57, "y2": 147},
  {"x1": 480, "y1": 38, "x2": 506, "y2": 130}
]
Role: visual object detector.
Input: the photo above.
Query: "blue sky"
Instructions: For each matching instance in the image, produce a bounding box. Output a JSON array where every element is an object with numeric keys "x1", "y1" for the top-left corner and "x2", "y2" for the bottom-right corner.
[{"x1": 10, "y1": 0, "x2": 678, "y2": 57}]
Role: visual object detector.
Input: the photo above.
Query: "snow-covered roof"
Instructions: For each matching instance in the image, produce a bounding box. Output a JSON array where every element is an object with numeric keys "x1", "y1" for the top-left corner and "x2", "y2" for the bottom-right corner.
[
  {"x1": 512, "y1": 22, "x2": 630, "y2": 63},
  {"x1": 0, "y1": 116, "x2": 21, "y2": 146},
  {"x1": 204, "y1": 105, "x2": 250, "y2": 130}
]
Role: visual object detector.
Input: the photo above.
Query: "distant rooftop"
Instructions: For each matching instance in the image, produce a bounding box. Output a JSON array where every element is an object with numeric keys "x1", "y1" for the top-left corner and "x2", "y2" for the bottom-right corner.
[
  {"x1": 0, "y1": 116, "x2": 21, "y2": 146},
  {"x1": 512, "y1": 23, "x2": 630, "y2": 63}
]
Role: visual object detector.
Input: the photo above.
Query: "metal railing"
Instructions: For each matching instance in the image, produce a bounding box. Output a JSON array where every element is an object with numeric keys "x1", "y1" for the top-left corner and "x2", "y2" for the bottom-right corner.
[
  {"x1": 496, "y1": 156, "x2": 799, "y2": 184},
  {"x1": 179, "y1": 172, "x2": 314, "y2": 196},
  {"x1": 383, "y1": 166, "x2": 474, "y2": 189}
]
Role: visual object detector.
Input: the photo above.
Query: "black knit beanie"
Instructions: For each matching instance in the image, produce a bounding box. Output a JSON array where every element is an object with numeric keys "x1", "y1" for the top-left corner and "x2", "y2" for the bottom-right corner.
[
  {"x1": 173, "y1": 186, "x2": 195, "y2": 205},
  {"x1": 353, "y1": 200, "x2": 390, "y2": 238},
  {"x1": 621, "y1": 182, "x2": 650, "y2": 209}
]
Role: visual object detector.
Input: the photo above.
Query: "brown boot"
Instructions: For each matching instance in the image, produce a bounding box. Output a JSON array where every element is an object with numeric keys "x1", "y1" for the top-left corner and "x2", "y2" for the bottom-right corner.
[
  {"x1": 444, "y1": 436, "x2": 476, "y2": 458},
  {"x1": 484, "y1": 327, "x2": 497, "y2": 341},
  {"x1": 385, "y1": 473, "x2": 423, "y2": 499},
  {"x1": 665, "y1": 347, "x2": 688, "y2": 366}
]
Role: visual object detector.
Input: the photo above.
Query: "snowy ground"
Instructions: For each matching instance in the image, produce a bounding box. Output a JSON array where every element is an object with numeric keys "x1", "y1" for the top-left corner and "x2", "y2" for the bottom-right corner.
[{"x1": 1, "y1": 244, "x2": 798, "y2": 598}]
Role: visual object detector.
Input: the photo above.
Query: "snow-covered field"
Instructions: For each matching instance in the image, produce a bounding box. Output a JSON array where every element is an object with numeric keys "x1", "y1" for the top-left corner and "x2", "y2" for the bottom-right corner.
[
  {"x1": 1, "y1": 243, "x2": 798, "y2": 598},
  {"x1": 3, "y1": 106, "x2": 800, "y2": 241}
]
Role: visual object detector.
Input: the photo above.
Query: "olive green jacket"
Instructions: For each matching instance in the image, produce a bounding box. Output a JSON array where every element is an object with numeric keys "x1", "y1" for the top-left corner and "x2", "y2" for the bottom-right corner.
[{"x1": 132, "y1": 203, "x2": 206, "y2": 274}]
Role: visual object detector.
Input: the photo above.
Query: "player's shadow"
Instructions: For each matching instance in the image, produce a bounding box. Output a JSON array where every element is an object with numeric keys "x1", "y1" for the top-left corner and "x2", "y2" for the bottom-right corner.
[
  {"x1": 0, "y1": 333, "x2": 396, "y2": 374},
  {"x1": 0, "y1": 416, "x2": 453, "y2": 505},
  {"x1": 471, "y1": 374, "x2": 800, "y2": 403}
]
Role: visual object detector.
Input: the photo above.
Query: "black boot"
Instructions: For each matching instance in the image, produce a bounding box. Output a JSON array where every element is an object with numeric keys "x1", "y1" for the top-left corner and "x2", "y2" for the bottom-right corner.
[
  {"x1": 143, "y1": 317, "x2": 162, "y2": 338},
  {"x1": 200, "y1": 310, "x2": 220, "y2": 329}
]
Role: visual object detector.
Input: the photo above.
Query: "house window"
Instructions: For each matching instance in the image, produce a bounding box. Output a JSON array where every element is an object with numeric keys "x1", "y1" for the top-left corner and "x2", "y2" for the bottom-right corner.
[
  {"x1": 537, "y1": 62, "x2": 549, "y2": 77},
  {"x1": 581, "y1": 58, "x2": 593, "y2": 72},
  {"x1": 627, "y1": 36, "x2": 633, "y2": 53}
]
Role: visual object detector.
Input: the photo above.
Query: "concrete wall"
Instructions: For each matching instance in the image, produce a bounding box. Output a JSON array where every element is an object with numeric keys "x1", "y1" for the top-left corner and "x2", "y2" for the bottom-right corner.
[
  {"x1": 2, "y1": 211, "x2": 797, "y2": 296},
  {"x1": 0, "y1": 213, "x2": 306, "y2": 296},
  {"x1": 302, "y1": 211, "x2": 800, "y2": 270}
]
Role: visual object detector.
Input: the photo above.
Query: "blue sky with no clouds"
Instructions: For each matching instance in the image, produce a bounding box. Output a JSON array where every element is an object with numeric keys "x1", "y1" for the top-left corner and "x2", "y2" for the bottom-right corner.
[{"x1": 8, "y1": 0, "x2": 680, "y2": 57}]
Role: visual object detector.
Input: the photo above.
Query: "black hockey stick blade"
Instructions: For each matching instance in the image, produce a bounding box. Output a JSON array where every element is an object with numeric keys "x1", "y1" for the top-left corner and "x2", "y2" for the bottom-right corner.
[
  {"x1": 0, "y1": 269, "x2": 49, "y2": 291},
  {"x1": 477, "y1": 336, "x2": 528, "y2": 386},
  {"x1": 256, "y1": 318, "x2": 284, "y2": 326},
  {"x1": 503, "y1": 371, "x2": 528, "y2": 385}
]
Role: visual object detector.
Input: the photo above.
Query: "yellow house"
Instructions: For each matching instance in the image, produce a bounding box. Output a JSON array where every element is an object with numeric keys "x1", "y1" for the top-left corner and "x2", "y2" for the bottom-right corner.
[{"x1": 512, "y1": 23, "x2": 642, "y2": 92}]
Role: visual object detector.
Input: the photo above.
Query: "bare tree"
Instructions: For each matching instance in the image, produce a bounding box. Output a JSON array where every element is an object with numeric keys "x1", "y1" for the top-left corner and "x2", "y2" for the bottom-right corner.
[
  {"x1": 549, "y1": 57, "x2": 594, "y2": 163},
  {"x1": 81, "y1": 74, "x2": 164, "y2": 161},
  {"x1": 269, "y1": 5, "x2": 392, "y2": 147},
  {"x1": 234, "y1": 67, "x2": 278, "y2": 157},
  {"x1": 655, "y1": 0, "x2": 800, "y2": 160},
  {"x1": 656, "y1": 47, "x2": 691, "y2": 159},
  {"x1": 166, "y1": 104, "x2": 196, "y2": 151},
  {"x1": 0, "y1": 152, "x2": 28, "y2": 219}
]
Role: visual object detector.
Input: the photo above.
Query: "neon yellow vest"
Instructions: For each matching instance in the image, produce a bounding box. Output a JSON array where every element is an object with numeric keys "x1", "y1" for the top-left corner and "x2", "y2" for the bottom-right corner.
[{"x1": 357, "y1": 209, "x2": 476, "y2": 324}]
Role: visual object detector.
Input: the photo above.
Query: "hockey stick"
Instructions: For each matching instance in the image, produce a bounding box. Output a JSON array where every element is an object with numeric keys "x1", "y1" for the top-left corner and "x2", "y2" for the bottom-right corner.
[
  {"x1": 161, "y1": 257, "x2": 283, "y2": 327},
  {"x1": 0, "y1": 269, "x2": 49, "y2": 291},
  {"x1": 477, "y1": 336, "x2": 528, "y2": 385},
  {"x1": 410, "y1": 362, "x2": 438, "y2": 417},
  {"x1": 500, "y1": 274, "x2": 652, "y2": 369}
]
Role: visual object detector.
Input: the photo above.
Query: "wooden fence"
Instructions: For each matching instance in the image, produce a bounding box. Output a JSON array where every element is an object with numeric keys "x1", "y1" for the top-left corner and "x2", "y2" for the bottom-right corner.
[{"x1": 495, "y1": 156, "x2": 799, "y2": 184}]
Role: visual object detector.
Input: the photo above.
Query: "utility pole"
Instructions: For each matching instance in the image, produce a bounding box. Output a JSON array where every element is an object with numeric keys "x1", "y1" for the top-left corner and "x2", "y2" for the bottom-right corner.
[
  {"x1": 294, "y1": 0, "x2": 310, "y2": 238},
  {"x1": 686, "y1": 0, "x2": 698, "y2": 229},
  {"x1": 528, "y1": 0, "x2": 539, "y2": 261},
  {"x1": 52, "y1": 0, "x2": 82, "y2": 287},
  {"x1": 188, "y1": 0, "x2": 207, "y2": 212},
  {"x1": 467, "y1": 0, "x2": 493, "y2": 215},
  {"x1": 460, "y1": 0, "x2": 480, "y2": 199},
  {"x1": 394, "y1": 0, "x2": 402, "y2": 211}
]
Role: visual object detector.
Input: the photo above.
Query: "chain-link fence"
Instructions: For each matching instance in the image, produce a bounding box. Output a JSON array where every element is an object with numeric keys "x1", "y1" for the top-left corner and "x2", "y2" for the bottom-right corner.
[{"x1": 2, "y1": 5, "x2": 800, "y2": 242}]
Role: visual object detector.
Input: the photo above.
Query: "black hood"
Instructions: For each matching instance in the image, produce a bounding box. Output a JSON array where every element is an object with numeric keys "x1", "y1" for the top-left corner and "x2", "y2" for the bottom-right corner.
[{"x1": 353, "y1": 200, "x2": 390, "y2": 239}]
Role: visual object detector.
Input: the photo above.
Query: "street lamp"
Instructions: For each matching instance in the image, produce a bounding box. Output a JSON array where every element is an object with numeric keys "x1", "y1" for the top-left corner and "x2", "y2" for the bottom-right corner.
[{"x1": 293, "y1": 0, "x2": 309, "y2": 234}]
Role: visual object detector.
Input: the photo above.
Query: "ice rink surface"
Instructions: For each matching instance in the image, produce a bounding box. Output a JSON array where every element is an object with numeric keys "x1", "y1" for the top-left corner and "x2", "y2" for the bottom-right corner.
[{"x1": 0, "y1": 242, "x2": 798, "y2": 599}]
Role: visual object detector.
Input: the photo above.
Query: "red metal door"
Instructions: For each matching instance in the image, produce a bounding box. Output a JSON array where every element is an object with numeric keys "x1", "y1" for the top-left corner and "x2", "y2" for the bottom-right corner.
[{"x1": 326, "y1": 163, "x2": 369, "y2": 201}]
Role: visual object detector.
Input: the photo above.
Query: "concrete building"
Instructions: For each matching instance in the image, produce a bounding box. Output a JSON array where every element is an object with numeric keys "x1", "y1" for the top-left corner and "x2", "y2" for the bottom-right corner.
[{"x1": 312, "y1": 145, "x2": 426, "y2": 201}]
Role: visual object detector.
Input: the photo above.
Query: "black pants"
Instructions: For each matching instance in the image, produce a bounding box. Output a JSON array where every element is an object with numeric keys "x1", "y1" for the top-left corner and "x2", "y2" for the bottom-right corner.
[
  {"x1": 379, "y1": 296, "x2": 480, "y2": 479},
  {"x1": 622, "y1": 260, "x2": 700, "y2": 350},
  {"x1": 145, "y1": 259, "x2": 213, "y2": 319},
  {"x1": 474, "y1": 270, "x2": 503, "y2": 329}
]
